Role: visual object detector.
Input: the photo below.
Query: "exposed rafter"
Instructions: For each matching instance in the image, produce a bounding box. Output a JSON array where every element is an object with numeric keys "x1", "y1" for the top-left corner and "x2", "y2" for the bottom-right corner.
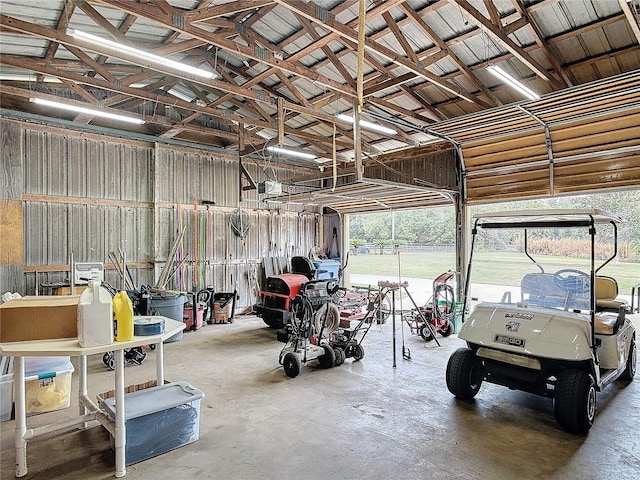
[
  {"x1": 0, "y1": 0, "x2": 637, "y2": 171},
  {"x1": 618, "y1": 0, "x2": 640, "y2": 44},
  {"x1": 452, "y1": 0, "x2": 564, "y2": 89}
]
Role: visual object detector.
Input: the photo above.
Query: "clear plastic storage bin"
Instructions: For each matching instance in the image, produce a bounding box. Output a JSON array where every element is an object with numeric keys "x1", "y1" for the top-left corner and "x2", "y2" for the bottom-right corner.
[{"x1": 102, "y1": 381, "x2": 204, "y2": 465}]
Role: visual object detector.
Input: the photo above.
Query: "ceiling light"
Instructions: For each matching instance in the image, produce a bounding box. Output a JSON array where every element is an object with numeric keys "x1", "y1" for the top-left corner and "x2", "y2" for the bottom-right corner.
[
  {"x1": 0, "y1": 74, "x2": 62, "y2": 83},
  {"x1": 335, "y1": 113, "x2": 398, "y2": 135},
  {"x1": 67, "y1": 29, "x2": 216, "y2": 80},
  {"x1": 486, "y1": 64, "x2": 540, "y2": 100},
  {"x1": 29, "y1": 98, "x2": 146, "y2": 125},
  {"x1": 266, "y1": 145, "x2": 316, "y2": 160}
]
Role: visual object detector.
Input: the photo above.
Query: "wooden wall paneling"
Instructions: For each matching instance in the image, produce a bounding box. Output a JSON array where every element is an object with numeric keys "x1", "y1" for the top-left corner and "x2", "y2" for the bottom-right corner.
[
  {"x1": 0, "y1": 200, "x2": 23, "y2": 265},
  {"x1": 1, "y1": 119, "x2": 22, "y2": 200},
  {"x1": 0, "y1": 119, "x2": 24, "y2": 293}
]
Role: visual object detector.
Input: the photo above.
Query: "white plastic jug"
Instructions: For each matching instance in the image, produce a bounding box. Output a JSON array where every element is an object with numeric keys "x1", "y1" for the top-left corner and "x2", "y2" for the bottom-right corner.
[{"x1": 77, "y1": 280, "x2": 113, "y2": 347}]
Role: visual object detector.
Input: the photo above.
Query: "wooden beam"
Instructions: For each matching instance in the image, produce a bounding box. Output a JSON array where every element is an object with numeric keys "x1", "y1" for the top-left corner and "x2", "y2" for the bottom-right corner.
[
  {"x1": 275, "y1": 70, "x2": 310, "y2": 107},
  {"x1": 482, "y1": 0, "x2": 502, "y2": 27},
  {"x1": 293, "y1": 13, "x2": 356, "y2": 88},
  {"x1": 88, "y1": 0, "x2": 357, "y2": 98},
  {"x1": 64, "y1": 44, "x2": 117, "y2": 83},
  {"x1": 547, "y1": 13, "x2": 625, "y2": 44},
  {"x1": 45, "y1": 0, "x2": 76, "y2": 61},
  {"x1": 618, "y1": 0, "x2": 640, "y2": 44},
  {"x1": 398, "y1": 2, "x2": 498, "y2": 105},
  {"x1": 73, "y1": 0, "x2": 133, "y2": 44},
  {"x1": 452, "y1": 0, "x2": 564, "y2": 89},
  {"x1": 513, "y1": 0, "x2": 571, "y2": 87},
  {"x1": 184, "y1": 1, "x2": 275, "y2": 22},
  {"x1": 277, "y1": 97, "x2": 285, "y2": 145},
  {"x1": 382, "y1": 11, "x2": 422, "y2": 65},
  {"x1": 0, "y1": 14, "x2": 277, "y2": 105},
  {"x1": 275, "y1": 0, "x2": 490, "y2": 107}
]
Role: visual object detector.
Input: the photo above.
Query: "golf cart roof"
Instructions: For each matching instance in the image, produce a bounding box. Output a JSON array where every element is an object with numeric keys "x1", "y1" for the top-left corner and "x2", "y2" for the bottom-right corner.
[{"x1": 473, "y1": 209, "x2": 624, "y2": 229}]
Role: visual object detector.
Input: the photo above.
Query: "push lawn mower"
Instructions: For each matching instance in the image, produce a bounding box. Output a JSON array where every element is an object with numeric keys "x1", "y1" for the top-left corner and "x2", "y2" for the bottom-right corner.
[
  {"x1": 278, "y1": 279, "x2": 343, "y2": 378},
  {"x1": 403, "y1": 271, "x2": 455, "y2": 341},
  {"x1": 324, "y1": 287, "x2": 386, "y2": 362}
]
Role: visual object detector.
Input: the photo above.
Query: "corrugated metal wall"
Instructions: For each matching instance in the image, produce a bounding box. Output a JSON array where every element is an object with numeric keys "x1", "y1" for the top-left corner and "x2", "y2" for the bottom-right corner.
[{"x1": 3, "y1": 120, "x2": 320, "y2": 308}]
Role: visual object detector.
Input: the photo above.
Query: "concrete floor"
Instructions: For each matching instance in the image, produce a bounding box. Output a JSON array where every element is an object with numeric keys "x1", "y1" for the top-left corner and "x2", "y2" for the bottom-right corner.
[{"x1": 1, "y1": 313, "x2": 639, "y2": 480}]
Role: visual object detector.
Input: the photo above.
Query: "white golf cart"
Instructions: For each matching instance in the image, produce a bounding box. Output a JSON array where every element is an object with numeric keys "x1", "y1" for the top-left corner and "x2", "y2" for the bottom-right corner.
[{"x1": 446, "y1": 209, "x2": 636, "y2": 434}]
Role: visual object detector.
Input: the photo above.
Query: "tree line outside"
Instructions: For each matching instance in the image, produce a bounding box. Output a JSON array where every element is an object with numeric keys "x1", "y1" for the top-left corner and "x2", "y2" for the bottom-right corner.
[{"x1": 348, "y1": 190, "x2": 640, "y2": 262}]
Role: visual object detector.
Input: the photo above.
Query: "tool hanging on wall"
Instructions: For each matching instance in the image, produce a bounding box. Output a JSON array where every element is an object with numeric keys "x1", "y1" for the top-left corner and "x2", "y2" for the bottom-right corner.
[
  {"x1": 229, "y1": 207, "x2": 251, "y2": 239},
  {"x1": 109, "y1": 250, "x2": 134, "y2": 290},
  {"x1": 156, "y1": 225, "x2": 186, "y2": 289}
]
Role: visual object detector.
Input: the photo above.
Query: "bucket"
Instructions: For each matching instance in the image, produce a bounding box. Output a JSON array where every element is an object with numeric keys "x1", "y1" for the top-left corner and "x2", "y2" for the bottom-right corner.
[
  {"x1": 453, "y1": 302, "x2": 465, "y2": 334},
  {"x1": 184, "y1": 305, "x2": 205, "y2": 331},
  {"x1": 149, "y1": 294, "x2": 186, "y2": 342},
  {"x1": 213, "y1": 292, "x2": 235, "y2": 324}
]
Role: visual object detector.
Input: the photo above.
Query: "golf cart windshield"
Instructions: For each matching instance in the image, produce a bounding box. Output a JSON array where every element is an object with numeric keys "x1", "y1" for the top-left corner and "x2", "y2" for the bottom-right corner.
[{"x1": 466, "y1": 209, "x2": 623, "y2": 313}]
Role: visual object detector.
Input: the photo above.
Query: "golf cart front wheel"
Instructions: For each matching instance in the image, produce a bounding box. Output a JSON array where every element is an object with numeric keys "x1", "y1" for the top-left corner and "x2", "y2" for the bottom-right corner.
[
  {"x1": 620, "y1": 338, "x2": 636, "y2": 381},
  {"x1": 283, "y1": 353, "x2": 301, "y2": 378},
  {"x1": 554, "y1": 369, "x2": 596, "y2": 435},
  {"x1": 446, "y1": 348, "x2": 483, "y2": 400}
]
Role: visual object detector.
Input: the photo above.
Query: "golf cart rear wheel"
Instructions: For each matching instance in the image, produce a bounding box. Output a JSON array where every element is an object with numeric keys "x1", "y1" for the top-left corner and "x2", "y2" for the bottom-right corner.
[
  {"x1": 353, "y1": 344, "x2": 365, "y2": 361},
  {"x1": 420, "y1": 325, "x2": 434, "y2": 342},
  {"x1": 554, "y1": 369, "x2": 596, "y2": 435},
  {"x1": 438, "y1": 322, "x2": 453, "y2": 337},
  {"x1": 446, "y1": 348, "x2": 483, "y2": 400},
  {"x1": 318, "y1": 344, "x2": 336, "y2": 369},
  {"x1": 283, "y1": 353, "x2": 301, "y2": 378},
  {"x1": 620, "y1": 338, "x2": 636, "y2": 381}
]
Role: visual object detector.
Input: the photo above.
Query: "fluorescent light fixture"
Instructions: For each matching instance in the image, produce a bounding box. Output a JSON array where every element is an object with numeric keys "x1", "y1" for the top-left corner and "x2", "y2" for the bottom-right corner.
[
  {"x1": 29, "y1": 98, "x2": 146, "y2": 125},
  {"x1": 68, "y1": 29, "x2": 216, "y2": 80},
  {"x1": 0, "y1": 74, "x2": 62, "y2": 83},
  {"x1": 486, "y1": 64, "x2": 540, "y2": 100},
  {"x1": 266, "y1": 145, "x2": 316, "y2": 160},
  {"x1": 335, "y1": 113, "x2": 397, "y2": 135}
]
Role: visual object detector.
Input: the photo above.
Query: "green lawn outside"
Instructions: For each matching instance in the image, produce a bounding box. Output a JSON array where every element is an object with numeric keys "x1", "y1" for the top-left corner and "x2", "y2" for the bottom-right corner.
[{"x1": 347, "y1": 252, "x2": 640, "y2": 293}]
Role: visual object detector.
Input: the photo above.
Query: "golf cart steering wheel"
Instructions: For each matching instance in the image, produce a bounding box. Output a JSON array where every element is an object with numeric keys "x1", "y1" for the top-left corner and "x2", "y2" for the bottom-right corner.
[{"x1": 553, "y1": 269, "x2": 590, "y2": 294}]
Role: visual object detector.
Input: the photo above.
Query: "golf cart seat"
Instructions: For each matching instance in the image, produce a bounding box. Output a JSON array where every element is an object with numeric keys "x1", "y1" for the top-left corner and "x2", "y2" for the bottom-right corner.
[
  {"x1": 595, "y1": 276, "x2": 628, "y2": 312},
  {"x1": 594, "y1": 307, "x2": 626, "y2": 335}
]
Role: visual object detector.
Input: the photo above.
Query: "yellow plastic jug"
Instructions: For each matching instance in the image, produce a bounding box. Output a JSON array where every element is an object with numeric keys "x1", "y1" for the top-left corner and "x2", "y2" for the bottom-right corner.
[{"x1": 113, "y1": 291, "x2": 134, "y2": 341}]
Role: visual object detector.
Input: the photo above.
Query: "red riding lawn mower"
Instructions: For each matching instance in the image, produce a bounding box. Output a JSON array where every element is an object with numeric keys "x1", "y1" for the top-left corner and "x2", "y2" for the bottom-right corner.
[{"x1": 256, "y1": 256, "x2": 333, "y2": 329}]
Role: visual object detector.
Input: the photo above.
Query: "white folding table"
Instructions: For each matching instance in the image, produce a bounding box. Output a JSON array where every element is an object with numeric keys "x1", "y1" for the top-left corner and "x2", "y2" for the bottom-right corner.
[{"x1": 0, "y1": 317, "x2": 184, "y2": 478}]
